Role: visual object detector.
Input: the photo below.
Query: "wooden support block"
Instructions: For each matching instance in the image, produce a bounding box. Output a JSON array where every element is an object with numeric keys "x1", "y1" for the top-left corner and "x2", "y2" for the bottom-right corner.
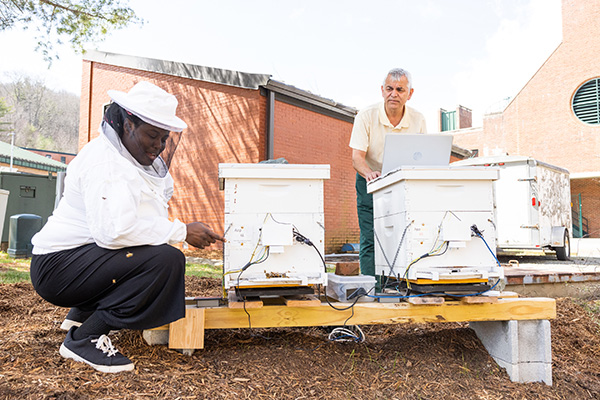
[
  {"x1": 149, "y1": 324, "x2": 169, "y2": 331},
  {"x1": 407, "y1": 296, "x2": 445, "y2": 305},
  {"x1": 228, "y1": 290, "x2": 263, "y2": 309},
  {"x1": 334, "y1": 262, "x2": 360, "y2": 276},
  {"x1": 282, "y1": 294, "x2": 321, "y2": 307},
  {"x1": 169, "y1": 308, "x2": 205, "y2": 350},
  {"x1": 461, "y1": 296, "x2": 499, "y2": 304}
]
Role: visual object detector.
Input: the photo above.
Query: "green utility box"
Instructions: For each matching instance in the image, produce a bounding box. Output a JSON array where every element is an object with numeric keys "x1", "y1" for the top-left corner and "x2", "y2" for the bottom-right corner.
[
  {"x1": 0, "y1": 172, "x2": 56, "y2": 246},
  {"x1": 8, "y1": 214, "x2": 42, "y2": 258}
]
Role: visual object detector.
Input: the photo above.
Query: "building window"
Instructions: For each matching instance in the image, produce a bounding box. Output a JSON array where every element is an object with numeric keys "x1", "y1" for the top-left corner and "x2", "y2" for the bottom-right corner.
[
  {"x1": 45, "y1": 154, "x2": 52, "y2": 158},
  {"x1": 440, "y1": 109, "x2": 457, "y2": 131},
  {"x1": 572, "y1": 78, "x2": 600, "y2": 125},
  {"x1": 60, "y1": 156, "x2": 66, "y2": 163}
]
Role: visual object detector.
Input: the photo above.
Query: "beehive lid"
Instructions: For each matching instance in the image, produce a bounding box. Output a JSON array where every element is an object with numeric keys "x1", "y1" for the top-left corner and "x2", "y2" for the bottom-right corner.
[{"x1": 218, "y1": 163, "x2": 330, "y2": 180}]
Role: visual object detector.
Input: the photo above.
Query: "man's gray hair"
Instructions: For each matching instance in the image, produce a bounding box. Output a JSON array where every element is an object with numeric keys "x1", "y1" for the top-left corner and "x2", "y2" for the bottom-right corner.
[{"x1": 384, "y1": 68, "x2": 412, "y2": 89}]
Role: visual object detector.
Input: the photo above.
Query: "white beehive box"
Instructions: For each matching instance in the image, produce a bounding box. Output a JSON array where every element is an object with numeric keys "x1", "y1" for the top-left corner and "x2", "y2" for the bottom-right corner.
[
  {"x1": 367, "y1": 167, "x2": 503, "y2": 282},
  {"x1": 219, "y1": 163, "x2": 330, "y2": 290}
]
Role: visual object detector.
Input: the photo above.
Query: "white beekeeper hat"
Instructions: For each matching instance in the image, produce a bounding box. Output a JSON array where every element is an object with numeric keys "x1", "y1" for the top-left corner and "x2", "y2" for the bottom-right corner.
[{"x1": 107, "y1": 81, "x2": 188, "y2": 132}]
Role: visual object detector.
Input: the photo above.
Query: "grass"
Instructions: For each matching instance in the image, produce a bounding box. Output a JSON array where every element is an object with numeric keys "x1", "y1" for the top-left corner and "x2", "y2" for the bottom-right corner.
[
  {"x1": 0, "y1": 252, "x2": 31, "y2": 284},
  {"x1": 185, "y1": 262, "x2": 222, "y2": 279},
  {"x1": 0, "y1": 251, "x2": 222, "y2": 284},
  {"x1": 0, "y1": 268, "x2": 31, "y2": 283}
]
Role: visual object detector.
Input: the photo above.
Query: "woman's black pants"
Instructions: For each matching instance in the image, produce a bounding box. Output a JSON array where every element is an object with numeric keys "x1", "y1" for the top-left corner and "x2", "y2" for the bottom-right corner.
[{"x1": 30, "y1": 243, "x2": 186, "y2": 330}]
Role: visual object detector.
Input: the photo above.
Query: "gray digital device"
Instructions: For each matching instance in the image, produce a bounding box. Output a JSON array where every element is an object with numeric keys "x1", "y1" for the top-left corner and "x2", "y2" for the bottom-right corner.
[{"x1": 381, "y1": 133, "x2": 453, "y2": 175}]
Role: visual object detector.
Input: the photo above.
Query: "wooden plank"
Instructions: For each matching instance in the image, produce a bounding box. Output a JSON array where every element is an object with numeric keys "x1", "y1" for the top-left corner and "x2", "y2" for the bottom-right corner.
[
  {"x1": 283, "y1": 294, "x2": 321, "y2": 307},
  {"x1": 148, "y1": 297, "x2": 556, "y2": 332},
  {"x1": 200, "y1": 297, "x2": 556, "y2": 329},
  {"x1": 461, "y1": 296, "x2": 498, "y2": 304},
  {"x1": 169, "y1": 308, "x2": 205, "y2": 349},
  {"x1": 407, "y1": 296, "x2": 445, "y2": 305},
  {"x1": 227, "y1": 291, "x2": 263, "y2": 309}
]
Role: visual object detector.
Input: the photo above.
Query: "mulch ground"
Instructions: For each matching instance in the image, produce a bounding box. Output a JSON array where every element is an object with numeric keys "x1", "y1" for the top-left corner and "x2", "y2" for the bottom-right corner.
[{"x1": 1, "y1": 277, "x2": 599, "y2": 399}]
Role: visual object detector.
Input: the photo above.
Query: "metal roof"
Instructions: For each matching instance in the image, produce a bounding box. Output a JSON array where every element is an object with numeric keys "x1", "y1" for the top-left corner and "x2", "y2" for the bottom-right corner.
[
  {"x1": 0, "y1": 141, "x2": 67, "y2": 172},
  {"x1": 86, "y1": 50, "x2": 272, "y2": 90},
  {"x1": 85, "y1": 50, "x2": 358, "y2": 118},
  {"x1": 264, "y1": 80, "x2": 357, "y2": 118}
]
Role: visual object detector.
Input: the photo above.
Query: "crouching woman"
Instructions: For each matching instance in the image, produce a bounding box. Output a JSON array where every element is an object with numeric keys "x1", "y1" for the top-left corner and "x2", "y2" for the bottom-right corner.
[{"x1": 30, "y1": 81, "x2": 224, "y2": 373}]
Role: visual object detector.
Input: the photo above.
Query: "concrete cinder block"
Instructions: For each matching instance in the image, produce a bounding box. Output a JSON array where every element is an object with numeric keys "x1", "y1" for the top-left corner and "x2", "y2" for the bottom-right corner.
[
  {"x1": 518, "y1": 320, "x2": 552, "y2": 363},
  {"x1": 143, "y1": 329, "x2": 169, "y2": 346},
  {"x1": 518, "y1": 362, "x2": 553, "y2": 385},
  {"x1": 469, "y1": 319, "x2": 552, "y2": 385}
]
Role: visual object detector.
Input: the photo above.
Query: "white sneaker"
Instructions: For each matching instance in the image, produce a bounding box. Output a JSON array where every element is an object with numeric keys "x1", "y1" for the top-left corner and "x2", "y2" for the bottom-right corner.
[
  {"x1": 60, "y1": 319, "x2": 82, "y2": 331},
  {"x1": 60, "y1": 328, "x2": 134, "y2": 373}
]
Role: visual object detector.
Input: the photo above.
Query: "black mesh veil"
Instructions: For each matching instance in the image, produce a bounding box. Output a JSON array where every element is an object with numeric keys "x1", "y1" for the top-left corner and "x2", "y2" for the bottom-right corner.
[
  {"x1": 104, "y1": 102, "x2": 182, "y2": 169},
  {"x1": 159, "y1": 131, "x2": 182, "y2": 169}
]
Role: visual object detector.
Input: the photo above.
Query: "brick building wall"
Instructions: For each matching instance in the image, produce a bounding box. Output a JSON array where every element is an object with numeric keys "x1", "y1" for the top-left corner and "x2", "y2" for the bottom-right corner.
[
  {"x1": 80, "y1": 59, "x2": 359, "y2": 252},
  {"x1": 571, "y1": 178, "x2": 600, "y2": 238},
  {"x1": 457, "y1": 106, "x2": 472, "y2": 129},
  {"x1": 271, "y1": 101, "x2": 357, "y2": 250}
]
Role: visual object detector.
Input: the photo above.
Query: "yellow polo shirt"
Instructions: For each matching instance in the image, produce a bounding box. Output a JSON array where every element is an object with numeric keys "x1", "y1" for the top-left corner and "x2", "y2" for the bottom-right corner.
[{"x1": 349, "y1": 102, "x2": 427, "y2": 172}]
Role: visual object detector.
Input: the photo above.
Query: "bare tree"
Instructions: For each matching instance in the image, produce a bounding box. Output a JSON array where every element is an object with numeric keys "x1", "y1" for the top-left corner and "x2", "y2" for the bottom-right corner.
[
  {"x1": 0, "y1": 75, "x2": 79, "y2": 153},
  {"x1": 0, "y1": 97, "x2": 11, "y2": 133}
]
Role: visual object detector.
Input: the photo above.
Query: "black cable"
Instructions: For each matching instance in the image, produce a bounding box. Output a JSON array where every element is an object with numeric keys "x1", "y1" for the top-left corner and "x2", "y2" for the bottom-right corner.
[
  {"x1": 401, "y1": 227, "x2": 501, "y2": 298},
  {"x1": 293, "y1": 227, "x2": 363, "y2": 311},
  {"x1": 343, "y1": 306, "x2": 356, "y2": 326},
  {"x1": 374, "y1": 221, "x2": 413, "y2": 291}
]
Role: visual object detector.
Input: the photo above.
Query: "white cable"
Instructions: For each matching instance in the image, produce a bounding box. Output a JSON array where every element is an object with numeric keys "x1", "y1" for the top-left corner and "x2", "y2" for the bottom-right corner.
[{"x1": 328, "y1": 325, "x2": 365, "y2": 343}]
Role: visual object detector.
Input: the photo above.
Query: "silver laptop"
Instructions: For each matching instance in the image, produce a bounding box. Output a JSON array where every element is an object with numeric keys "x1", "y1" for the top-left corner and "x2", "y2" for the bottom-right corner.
[{"x1": 381, "y1": 133, "x2": 453, "y2": 175}]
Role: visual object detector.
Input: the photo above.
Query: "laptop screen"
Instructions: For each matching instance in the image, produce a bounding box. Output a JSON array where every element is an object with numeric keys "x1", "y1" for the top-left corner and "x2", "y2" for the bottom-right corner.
[{"x1": 381, "y1": 133, "x2": 453, "y2": 175}]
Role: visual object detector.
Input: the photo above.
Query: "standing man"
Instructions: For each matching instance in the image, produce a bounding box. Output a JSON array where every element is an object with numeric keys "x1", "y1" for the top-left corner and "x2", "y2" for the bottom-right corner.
[{"x1": 349, "y1": 68, "x2": 427, "y2": 285}]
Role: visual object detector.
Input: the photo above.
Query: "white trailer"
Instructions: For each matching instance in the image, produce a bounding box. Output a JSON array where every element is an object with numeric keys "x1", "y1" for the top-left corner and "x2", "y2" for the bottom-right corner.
[{"x1": 453, "y1": 156, "x2": 571, "y2": 260}]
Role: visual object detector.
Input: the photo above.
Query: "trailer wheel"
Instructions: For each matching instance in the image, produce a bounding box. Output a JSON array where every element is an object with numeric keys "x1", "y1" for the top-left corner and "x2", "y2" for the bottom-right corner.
[{"x1": 555, "y1": 230, "x2": 570, "y2": 261}]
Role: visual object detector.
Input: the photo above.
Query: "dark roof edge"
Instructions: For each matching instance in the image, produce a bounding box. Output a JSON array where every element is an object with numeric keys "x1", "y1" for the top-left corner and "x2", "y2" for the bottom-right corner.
[
  {"x1": 264, "y1": 80, "x2": 357, "y2": 118},
  {"x1": 85, "y1": 50, "x2": 272, "y2": 89},
  {"x1": 23, "y1": 147, "x2": 77, "y2": 156},
  {"x1": 451, "y1": 145, "x2": 473, "y2": 159}
]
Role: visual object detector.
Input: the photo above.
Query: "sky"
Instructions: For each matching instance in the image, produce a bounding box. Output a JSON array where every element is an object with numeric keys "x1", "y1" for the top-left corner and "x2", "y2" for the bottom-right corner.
[{"x1": 0, "y1": 0, "x2": 563, "y2": 131}]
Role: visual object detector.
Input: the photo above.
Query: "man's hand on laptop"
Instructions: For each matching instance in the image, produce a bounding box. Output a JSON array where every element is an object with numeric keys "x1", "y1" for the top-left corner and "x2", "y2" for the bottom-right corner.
[{"x1": 366, "y1": 171, "x2": 381, "y2": 182}]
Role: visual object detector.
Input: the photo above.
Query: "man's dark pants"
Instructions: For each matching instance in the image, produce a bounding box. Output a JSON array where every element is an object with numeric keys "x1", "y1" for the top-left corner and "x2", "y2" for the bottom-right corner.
[{"x1": 355, "y1": 173, "x2": 378, "y2": 288}]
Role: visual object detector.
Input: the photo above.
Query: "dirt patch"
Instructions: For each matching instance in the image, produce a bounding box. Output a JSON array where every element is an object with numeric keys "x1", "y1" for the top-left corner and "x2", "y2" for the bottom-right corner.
[
  {"x1": 183, "y1": 248, "x2": 223, "y2": 262},
  {"x1": 1, "y1": 278, "x2": 599, "y2": 399}
]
